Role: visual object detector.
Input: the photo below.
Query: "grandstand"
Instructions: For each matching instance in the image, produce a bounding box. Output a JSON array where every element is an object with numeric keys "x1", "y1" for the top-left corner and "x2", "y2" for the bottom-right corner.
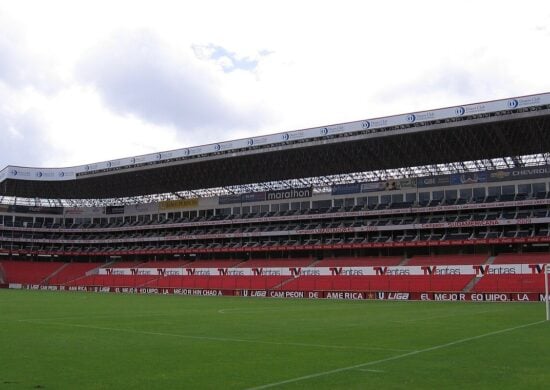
[{"x1": 1, "y1": 93, "x2": 550, "y2": 301}]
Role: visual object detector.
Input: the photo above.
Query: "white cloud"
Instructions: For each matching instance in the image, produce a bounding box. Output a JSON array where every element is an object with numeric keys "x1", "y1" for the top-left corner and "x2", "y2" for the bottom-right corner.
[
  {"x1": 78, "y1": 30, "x2": 267, "y2": 136},
  {"x1": 0, "y1": 85, "x2": 55, "y2": 167},
  {"x1": 0, "y1": 15, "x2": 63, "y2": 94}
]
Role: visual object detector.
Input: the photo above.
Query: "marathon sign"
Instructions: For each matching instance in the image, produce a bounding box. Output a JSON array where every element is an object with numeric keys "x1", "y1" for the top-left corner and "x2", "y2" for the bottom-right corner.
[{"x1": 266, "y1": 187, "x2": 312, "y2": 201}]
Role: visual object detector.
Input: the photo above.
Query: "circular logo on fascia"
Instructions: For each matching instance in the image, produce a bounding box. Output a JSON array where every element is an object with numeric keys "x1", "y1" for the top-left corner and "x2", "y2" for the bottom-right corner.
[
  {"x1": 184, "y1": 149, "x2": 190, "y2": 156},
  {"x1": 58, "y1": 171, "x2": 65, "y2": 178},
  {"x1": 282, "y1": 133, "x2": 289, "y2": 141},
  {"x1": 455, "y1": 107, "x2": 465, "y2": 116},
  {"x1": 406, "y1": 114, "x2": 416, "y2": 123},
  {"x1": 11, "y1": 169, "x2": 17, "y2": 176},
  {"x1": 362, "y1": 121, "x2": 371, "y2": 129},
  {"x1": 106, "y1": 161, "x2": 112, "y2": 168},
  {"x1": 247, "y1": 139, "x2": 254, "y2": 146},
  {"x1": 36, "y1": 171, "x2": 43, "y2": 178},
  {"x1": 214, "y1": 144, "x2": 221, "y2": 151},
  {"x1": 85, "y1": 165, "x2": 90, "y2": 171},
  {"x1": 320, "y1": 127, "x2": 328, "y2": 135},
  {"x1": 130, "y1": 157, "x2": 136, "y2": 164},
  {"x1": 156, "y1": 153, "x2": 162, "y2": 160},
  {"x1": 507, "y1": 99, "x2": 519, "y2": 109}
]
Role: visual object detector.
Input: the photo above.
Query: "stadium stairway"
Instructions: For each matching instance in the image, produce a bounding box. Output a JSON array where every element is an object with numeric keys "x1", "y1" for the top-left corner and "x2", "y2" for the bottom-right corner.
[
  {"x1": 485, "y1": 255, "x2": 497, "y2": 265},
  {"x1": 462, "y1": 276, "x2": 483, "y2": 293},
  {"x1": 232, "y1": 259, "x2": 251, "y2": 268},
  {"x1": 307, "y1": 259, "x2": 323, "y2": 267},
  {"x1": 141, "y1": 276, "x2": 163, "y2": 288},
  {"x1": 58, "y1": 265, "x2": 103, "y2": 286},
  {"x1": 271, "y1": 276, "x2": 300, "y2": 291},
  {"x1": 461, "y1": 256, "x2": 495, "y2": 292},
  {"x1": 42, "y1": 263, "x2": 69, "y2": 285},
  {"x1": 51, "y1": 263, "x2": 104, "y2": 286},
  {"x1": 398, "y1": 256, "x2": 409, "y2": 266}
]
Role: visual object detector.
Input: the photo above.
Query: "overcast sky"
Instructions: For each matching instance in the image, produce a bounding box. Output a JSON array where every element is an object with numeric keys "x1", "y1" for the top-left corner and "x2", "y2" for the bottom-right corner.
[{"x1": 1, "y1": 0, "x2": 550, "y2": 169}]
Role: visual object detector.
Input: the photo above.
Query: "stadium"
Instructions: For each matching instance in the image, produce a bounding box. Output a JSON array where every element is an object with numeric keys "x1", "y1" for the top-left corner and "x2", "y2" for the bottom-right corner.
[{"x1": 1, "y1": 93, "x2": 550, "y2": 389}]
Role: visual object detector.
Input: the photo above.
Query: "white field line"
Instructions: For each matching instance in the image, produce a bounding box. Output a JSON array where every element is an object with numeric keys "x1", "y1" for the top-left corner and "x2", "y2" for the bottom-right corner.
[
  {"x1": 17, "y1": 319, "x2": 409, "y2": 352},
  {"x1": 216, "y1": 305, "x2": 375, "y2": 315},
  {"x1": 245, "y1": 320, "x2": 546, "y2": 390},
  {"x1": 357, "y1": 369, "x2": 385, "y2": 373},
  {"x1": 390, "y1": 309, "x2": 505, "y2": 323},
  {"x1": 16, "y1": 312, "x2": 190, "y2": 322}
]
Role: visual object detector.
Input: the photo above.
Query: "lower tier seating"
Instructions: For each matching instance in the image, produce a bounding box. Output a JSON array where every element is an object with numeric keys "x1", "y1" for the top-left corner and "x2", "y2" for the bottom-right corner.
[
  {"x1": 48, "y1": 262, "x2": 102, "y2": 285},
  {"x1": 281, "y1": 275, "x2": 475, "y2": 292},
  {"x1": 472, "y1": 275, "x2": 544, "y2": 292},
  {"x1": 0, "y1": 261, "x2": 65, "y2": 284},
  {"x1": 2, "y1": 258, "x2": 547, "y2": 293}
]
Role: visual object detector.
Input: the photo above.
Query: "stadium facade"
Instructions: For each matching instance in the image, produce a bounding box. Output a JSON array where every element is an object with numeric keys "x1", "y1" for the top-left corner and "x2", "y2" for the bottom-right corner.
[{"x1": 1, "y1": 93, "x2": 550, "y2": 301}]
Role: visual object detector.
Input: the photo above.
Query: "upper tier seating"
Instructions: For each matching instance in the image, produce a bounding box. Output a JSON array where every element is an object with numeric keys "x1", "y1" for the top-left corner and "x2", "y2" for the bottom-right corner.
[{"x1": 472, "y1": 274, "x2": 544, "y2": 293}]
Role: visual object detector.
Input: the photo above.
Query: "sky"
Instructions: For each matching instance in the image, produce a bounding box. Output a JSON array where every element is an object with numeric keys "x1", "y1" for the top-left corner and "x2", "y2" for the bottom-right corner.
[{"x1": 1, "y1": 0, "x2": 550, "y2": 170}]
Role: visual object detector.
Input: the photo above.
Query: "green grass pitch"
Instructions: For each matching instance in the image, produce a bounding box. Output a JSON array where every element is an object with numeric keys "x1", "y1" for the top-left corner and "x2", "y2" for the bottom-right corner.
[{"x1": 1, "y1": 289, "x2": 549, "y2": 389}]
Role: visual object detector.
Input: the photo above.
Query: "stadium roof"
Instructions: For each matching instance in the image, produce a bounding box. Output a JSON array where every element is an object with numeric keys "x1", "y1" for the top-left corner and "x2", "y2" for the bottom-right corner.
[{"x1": 1, "y1": 93, "x2": 550, "y2": 205}]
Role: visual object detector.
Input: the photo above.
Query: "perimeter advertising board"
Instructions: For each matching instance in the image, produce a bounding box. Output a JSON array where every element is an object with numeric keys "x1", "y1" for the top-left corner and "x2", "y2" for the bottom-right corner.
[{"x1": 14, "y1": 285, "x2": 547, "y2": 302}]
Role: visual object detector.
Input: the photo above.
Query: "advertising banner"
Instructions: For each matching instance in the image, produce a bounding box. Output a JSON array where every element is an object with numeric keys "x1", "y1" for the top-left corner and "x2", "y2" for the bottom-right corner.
[
  {"x1": 487, "y1": 166, "x2": 550, "y2": 183},
  {"x1": 159, "y1": 199, "x2": 198, "y2": 211},
  {"x1": 266, "y1": 187, "x2": 312, "y2": 201},
  {"x1": 125, "y1": 203, "x2": 159, "y2": 214},
  {"x1": 64, "y1": 207, "x2": 105, "y2": 216},
  {"x1": 16, "y1": 285, "x2": 545, "y2": 302},
  {"x1": 419, "y1": 165, "x2": 550, "y2": 188},
  {"x1": 105, "y1": 206, "x2": 125, "y2": 215},
  {"x1": 331, "y1": 183, "x2": 361, "y2": 196},
  {"x1": 7, "y1": 205, "x2": 63, "y2": 215},
  {"x1": 450, "y1": 172, "x2": 488, "y2": 185},
  {"x1": 99, "y1": 264, "x2": 542, "y2": 277},
  {"x1": 219, "y1": 192, "x2": 265, "y2": 205}
]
